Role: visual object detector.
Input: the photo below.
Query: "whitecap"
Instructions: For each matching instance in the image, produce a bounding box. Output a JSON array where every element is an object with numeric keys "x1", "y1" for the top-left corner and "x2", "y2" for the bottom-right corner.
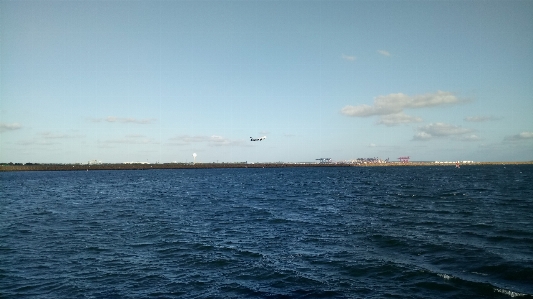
[
  {"x1": 437, "y1": 273, "x2": 453, "y2": 280},
  {"x1": 494, "y1": 288, "x2": 527, "y2": 297}
]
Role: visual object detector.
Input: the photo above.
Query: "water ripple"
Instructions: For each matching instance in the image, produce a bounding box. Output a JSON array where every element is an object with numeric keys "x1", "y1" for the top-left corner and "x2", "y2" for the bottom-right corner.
[{"x1": 1, "y1": 166, "x2": 532, "y2": 298}]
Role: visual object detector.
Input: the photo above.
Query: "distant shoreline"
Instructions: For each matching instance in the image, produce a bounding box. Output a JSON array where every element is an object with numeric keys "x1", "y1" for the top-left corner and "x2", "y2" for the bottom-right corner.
[{"x1": 1, "y1": 161, "x2": 532, "y2": 172}]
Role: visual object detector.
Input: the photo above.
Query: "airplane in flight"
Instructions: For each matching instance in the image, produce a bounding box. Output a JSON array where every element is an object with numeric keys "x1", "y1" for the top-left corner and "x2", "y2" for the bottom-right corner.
[{"x1": 250, "y1": 136, "x2": 266, "y2": 141}]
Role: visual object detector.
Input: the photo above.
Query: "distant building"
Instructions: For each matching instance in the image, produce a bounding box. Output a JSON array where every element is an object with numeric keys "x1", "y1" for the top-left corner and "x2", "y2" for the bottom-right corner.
[
  {"x1": 355, "y1": 157, "x2": 387, "y2": 164},
  {"x1": 316, "y1": 158, "x2": 332, "y2": 164}
]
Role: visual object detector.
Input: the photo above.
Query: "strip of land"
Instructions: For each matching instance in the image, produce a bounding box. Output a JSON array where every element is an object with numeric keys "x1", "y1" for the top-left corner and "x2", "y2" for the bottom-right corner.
[{"x1": 1, "y1": 161, "x2": 532, "y2": 172}]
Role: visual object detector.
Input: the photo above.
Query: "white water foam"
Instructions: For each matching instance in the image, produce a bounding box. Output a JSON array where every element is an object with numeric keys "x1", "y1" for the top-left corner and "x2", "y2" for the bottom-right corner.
[
  {"x1": 494, "y1": 288, "x2": 527, "y2": 297},
  {"x1": 437, "y1": 273, "x2": 453, "y2": 280}
]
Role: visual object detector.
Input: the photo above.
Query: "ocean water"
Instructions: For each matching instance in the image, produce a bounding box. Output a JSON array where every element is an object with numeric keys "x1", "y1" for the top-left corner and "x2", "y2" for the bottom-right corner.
[{"x1": 1, "y1": 165, "x2": 532, "y2": 298}]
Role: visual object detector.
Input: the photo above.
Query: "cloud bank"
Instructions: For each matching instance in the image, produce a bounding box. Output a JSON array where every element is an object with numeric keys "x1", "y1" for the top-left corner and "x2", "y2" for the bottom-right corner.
[
  {"x1": 16, "y1": 131, "x2": 84, "y2": 147},
  {"x1": 413, "y1": 123, "x2": 478, "y2": 141},
  {"x1": 378, "y1": 50, "x2": 391, "y2": 57},
  {"x1": 504, "y1": 132, "x2": 533, "y2": 141},
  {"x1": 342, "y1": 91, "x2": 461, "y2": 117},
  {"x1": 464, "y1": 115, "x2": 501, "y2": 122},
  {"x1": 90, "y1": 117, "x2": 156, "y2": 124},
  {"x1": 342, "y1": 91, "x2": 464, "y2": 126},
  {"x1": 341, "y1": 54, "x2": 356, "y2": 62},
  {"x1": 103, "y1": 135, "x2": 156, "y2": 145},
  {"x1": 168, "y1": 135, "x2": 247, "y2": 147},
  {"x1": 0, "y1": 122, "x2": 21, "y2": 132},
  {"x1": 39, "y1": 132, "x2": 84, "y2": 139},
  {"x1": 377, "y1": 112, "x2": 423, "y2": 126}
]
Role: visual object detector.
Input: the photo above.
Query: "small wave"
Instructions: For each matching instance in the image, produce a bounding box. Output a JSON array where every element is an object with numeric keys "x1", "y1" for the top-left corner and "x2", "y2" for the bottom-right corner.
[
  {"x1": 494, "y1": 288, "x2": 527, "y2": 297},
  {"x1": 437, "y1": 273, "x2": 453, "y2": 280},
  {"x1": 432, "y1": 271, "x2": 532, "y2": 298}
]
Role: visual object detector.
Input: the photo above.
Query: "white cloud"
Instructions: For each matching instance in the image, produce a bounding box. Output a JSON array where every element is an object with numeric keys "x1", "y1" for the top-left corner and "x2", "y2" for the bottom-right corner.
[
  {"x1": 341, "y1": 104, "x2": 382, "y2": 117},
  {"x1": 464, "y1": 115, "x2": 501, "y2": 122},
  {"x1": 106, "y1": 116, "x2": 156, "y2": 124},
  {"x1": 0, "y1": 122, "x2": 21, "y2": 132},
  {"x1": 377, "y1": 112, "x2": 423, "y2": 126},
  {"x1": 18, "y1": 139, "x2": 60, "y2": 146},
  {"x1": 460, "y1": 134, "x2": 481, "y2": 141},
  {"x1": 168, "y1": 135, "x2": 214, "y2": 145},
  {"x1": 420, "y1": 123, "x2": 473, "y2": 136},
  {"x1": 39, "y1": 132, "x2": 84, "y2": 139},
  {"x1": 125, "y1": 134, "x2": 146, "y2": 138},
  {"x1": 209, "y1": 135, "x2": 233, "y2": 146},
  {"x1": 341, "y1": 91, "x2": 463, "y2": 117},
  {"x1": 413, "y1": 132, "x2": 432, "y2": 141},
  {"x1": 504, "y1": 131, "x2": 533, "y2": 141},
  {"x1": 90, "y1": 117, "x2": 156, "y2": 124},
  {"x1": 413, "y1": 122, "x2": 475, "y2": 141},
  {"x1": 103, "y1": 137, "x2": 156, "y2": 145},
  {"x1": 16, "y1": 131, "x2": 84, "y2": 146},
  {"x1": 378, "y1": 50, "x2": 391, "y2": 57},
  {"x1": 341, "y1": 54, "x2": 356, "y2": 62},
  {"x1": 167, "y1": 135, "x2": 248, "y2": 147}
]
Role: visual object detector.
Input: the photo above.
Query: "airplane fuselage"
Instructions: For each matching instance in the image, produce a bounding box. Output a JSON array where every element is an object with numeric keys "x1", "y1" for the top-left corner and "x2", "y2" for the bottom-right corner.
[{"x1": 250, "y1": 136, "x2": 266, "y2": 141}]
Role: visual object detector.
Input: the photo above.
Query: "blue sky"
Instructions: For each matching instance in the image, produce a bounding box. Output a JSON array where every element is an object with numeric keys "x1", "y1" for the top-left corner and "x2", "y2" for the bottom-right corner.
[{"x1": 1, "y1": 0, "x2": 532, "y2": 163}]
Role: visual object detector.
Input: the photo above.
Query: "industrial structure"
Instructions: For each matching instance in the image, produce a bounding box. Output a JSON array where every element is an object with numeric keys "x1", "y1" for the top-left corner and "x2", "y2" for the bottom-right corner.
[
  {"x1": 398, "y1": 156, "x2": 410, "y2": 163},
  {"x1": 316, "y1": 158, "x2": 332, "y2": 164},
  {"x1": 355, "y1": 157, "x2": 388, "y2": 164}
]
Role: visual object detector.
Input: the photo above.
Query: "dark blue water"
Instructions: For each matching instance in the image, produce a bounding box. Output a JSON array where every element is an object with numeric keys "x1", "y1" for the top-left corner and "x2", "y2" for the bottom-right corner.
[{"x1": 1, "y1": 166, "x2": 532, "y2": 298}]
